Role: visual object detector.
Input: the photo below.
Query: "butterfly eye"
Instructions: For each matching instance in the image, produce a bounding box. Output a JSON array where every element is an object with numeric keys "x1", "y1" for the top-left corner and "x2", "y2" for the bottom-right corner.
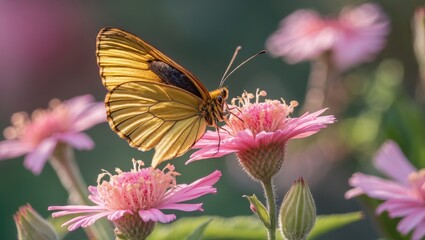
[
  {"x1": 217, "y1": 96, "x2": 223, "y2": 103},
  {"x1": 221, "y1": 88, "x2": 228, "y2": 99}
]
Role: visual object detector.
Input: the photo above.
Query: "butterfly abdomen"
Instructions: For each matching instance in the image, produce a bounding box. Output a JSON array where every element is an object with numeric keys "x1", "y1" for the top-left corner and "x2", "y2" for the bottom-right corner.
[{"x1": 149, "y1": 61, "x2": 202, "y2": 98}]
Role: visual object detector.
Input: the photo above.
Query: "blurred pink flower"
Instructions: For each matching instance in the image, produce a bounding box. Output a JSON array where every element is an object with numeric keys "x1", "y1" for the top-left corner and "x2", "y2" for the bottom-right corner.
[
  {"x1": 49, "y1": 160, "x2": 221, "y2": 236},
  {"x1": 188, "y1": 89, "x2": 335, "y2": 181},
  {"x1": 266, "y1": 3, "x2": 390, "y2": 70},
  {"x1": 266, "y1": 10, "x2": 337, "y2": 64},
  {"x1": 345, "y1": 141, "x2": 425, "y2": 240},
  {"x1": 0, "y1": 95, "x2": 106, "y2": 174}
]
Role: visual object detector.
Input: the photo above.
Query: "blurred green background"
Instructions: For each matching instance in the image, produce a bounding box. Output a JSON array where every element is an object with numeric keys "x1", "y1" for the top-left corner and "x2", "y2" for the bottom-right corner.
[{"x1": 1, "y1": 0, "x2": 424, "y2": 239}]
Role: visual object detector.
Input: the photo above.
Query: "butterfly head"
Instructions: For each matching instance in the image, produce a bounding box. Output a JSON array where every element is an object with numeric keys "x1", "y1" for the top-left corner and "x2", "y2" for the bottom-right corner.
[
  {"x1": 207, "y1": 87, "x2": 229, "y2": 123},
  {"x1": 217, "y1": 87, "x2": 228, "y2": 105}
]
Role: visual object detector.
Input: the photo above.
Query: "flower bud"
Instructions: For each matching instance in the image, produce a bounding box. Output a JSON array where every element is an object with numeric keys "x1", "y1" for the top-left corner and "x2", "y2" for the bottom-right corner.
[
  {"x1": 279, "y1": 178, "x2": 316, "y2": 240},
  {"x1": 244, "y1": 194, "x2": 271, "y2": 228},
  {"x1": 14, "y1": 204, "x2": 59, "y2": 240}
]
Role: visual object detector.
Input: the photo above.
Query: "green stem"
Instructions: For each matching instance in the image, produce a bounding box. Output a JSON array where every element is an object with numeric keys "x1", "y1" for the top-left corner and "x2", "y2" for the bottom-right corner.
[
  {"x1": 49, "y1": 143, "x2": 112, "y2": 240},
  {"x1": 262, "y1": 178, "x2": 276, "y2": 240}
]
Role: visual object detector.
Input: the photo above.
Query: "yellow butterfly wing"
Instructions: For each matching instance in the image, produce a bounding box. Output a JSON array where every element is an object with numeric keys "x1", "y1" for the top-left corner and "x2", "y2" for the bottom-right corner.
[
  {"x1": 96, "y1": 27, "x2": 210, "y2": 100},
  {"x1": 96, "y1": 27, "x2": 228, "y2": 167},
  {"x1": 106, "y1": 81, "x2": 207, "y2": 167}
]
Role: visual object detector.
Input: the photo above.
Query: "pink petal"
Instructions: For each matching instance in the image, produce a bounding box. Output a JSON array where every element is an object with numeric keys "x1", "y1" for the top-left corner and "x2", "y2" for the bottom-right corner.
[
  {"x1": 254, "y1": 130, "x2": 287, "y2": 147},
  {"x1": 138, "y1": 208, "x2": 176, "y2": 223},
  {"x1": 192, "y1": 130, "x2": 232, "y2": 148},
  {"x1": 346, "y1": 173, "x2": 411, "y2": 200},
  {"x1": 88, "y1": 186, "x2": 104, "y2": 206},
  {"x1": 64, "y1": 95, "x2": 96, "y2": 118},
  {"x1": 49, "y1": 205, "x2": 107, "y2": 217},
  {"x1": 56, "y1": 132, "x2": 94, "y2": 150},
  {"x1": 0, "y1": 140, "x2": 31, "y2": 160},
  {"x1": 412, "y1": 221, "x2": 425, "y2": 240},
  {"x1": 344, "y1": 187, "x2": 365, "y2": 199},
  {"x1": 374, "y1": 140, "x2": 416, "y2": 185},
  {"x1": 187, "y1": 147, "x2": 233, "y2": 163},
  {"x1": 283, "y1": 109, "x2": 335, "y2": 140},
  {"x1": 24, "y1": 138, "x2": 57, "y2": 175},
  {"x1": 377, "y1": 200, "x2": 424, "y2": 216},
  {"x1": 188, "y1": 132, "x2": 240, "y2": 163},
  {"x1": 159, "y1": 171, "x2": 221, "y2": 207},
  {"x1": 231, "y1": 130, "x2": 258, "y2": 149},
  {"x1": 72, "y1": 102, "x2": 106, "y2": 132},
  {"x1": 397, "y1": 209, "x2": 425, "y2": 234},
  {"x1": 49, "y1": 204, "x2": 125, "y2": 231},
  {"x1": 62, "y1": 211, "x2": 111, "y2": 231},
  {"x1": 158, "y1": 203, "x2": 203, "y2": 212},
  {"x1": 107, "y1": 210, "x2": 133, "y2": 221}
]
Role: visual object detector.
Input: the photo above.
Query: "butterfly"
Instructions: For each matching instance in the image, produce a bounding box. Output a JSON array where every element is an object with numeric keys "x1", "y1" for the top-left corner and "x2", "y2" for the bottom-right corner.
[{"x1": 96, "y1": 28, "x2": 229, "y2": 168}]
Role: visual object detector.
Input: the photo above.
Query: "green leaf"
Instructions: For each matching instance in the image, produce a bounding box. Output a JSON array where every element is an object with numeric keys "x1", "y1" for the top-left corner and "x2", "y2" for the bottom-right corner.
[
  {"x1": 307, "y1": 211, "x2": 363, "y2": 240},
  {"x1": 185, "y1": 219, "x2": 213, "y2": 240},
  {"x1": 148, "y1": 216, "x2": 267, "y2": 240},
  {"x1": 48, "y1": 216, "x2": 71, "y2": 239}
]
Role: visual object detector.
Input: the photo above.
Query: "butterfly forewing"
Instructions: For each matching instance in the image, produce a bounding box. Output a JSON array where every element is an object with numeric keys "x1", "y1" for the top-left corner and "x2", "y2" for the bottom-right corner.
[
  {"x1": 97, "y1": 28, "x2": 210, "y2": 100},
  {"x1": 97, "y1": 30, "x2": 162, "y2": 90}
]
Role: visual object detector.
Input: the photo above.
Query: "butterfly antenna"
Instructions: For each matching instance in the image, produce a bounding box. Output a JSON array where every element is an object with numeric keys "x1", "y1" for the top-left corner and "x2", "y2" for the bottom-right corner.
[
  {"x1": 220, "y1": 46, "x2": 242, "y2": 87},
  {"x1": 220, "y1": 49, "x2": 267, "y2": 88}
]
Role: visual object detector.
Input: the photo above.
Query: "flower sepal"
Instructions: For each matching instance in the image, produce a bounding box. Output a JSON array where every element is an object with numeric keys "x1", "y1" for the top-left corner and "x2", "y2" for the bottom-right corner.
[
  {"x1": 244, "y1": 194, "x2": 271, "y2": 228},
  {"x1": 113, "y1": 214, "x2": 155, "y2": 240}
]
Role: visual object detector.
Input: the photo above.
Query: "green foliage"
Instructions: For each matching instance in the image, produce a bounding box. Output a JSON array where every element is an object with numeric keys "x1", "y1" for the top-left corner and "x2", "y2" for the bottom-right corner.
[
  {"x1": 149, "y1": 216, "x2": 267, "y2": 240},
  {"x1": 48, "y1": 216, "x2": 69, "y2": 239},
  {"x1": 341, "y1": 59, "x2": 404, "y2": 157},
  {"x1": 383, "y1": 96, "x2": 425, "y2": 168},
  {"x1": 186, "y1": 219, "x2": 213, "y2": 240},
  {"x1": 148, "y1": 213, "x2": 362, "y2": 240},
  {"x1": 307, "y1": 212, "x2": 363, "y2": 240}
]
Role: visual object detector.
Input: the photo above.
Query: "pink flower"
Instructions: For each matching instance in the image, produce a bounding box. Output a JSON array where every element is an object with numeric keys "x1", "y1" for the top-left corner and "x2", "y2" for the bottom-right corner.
[
  {"x1": 0, "y1": 95, "x2": 106, "y2": 174},
  {"x1": 266, "y1": 10, "x2": 337, "y2": 64},
  {"x1": 49, "y1": 160, "x2": 221, "y2": 239},
  {"x1": 345, "y1": 141, "x2": 425, "y2": 240},
  {"x1": 266, "y1": 3, "x2": 390, "y2": 70},
  {"x1": 188, "y1": 89, "x2": 335, "y2": 182}
]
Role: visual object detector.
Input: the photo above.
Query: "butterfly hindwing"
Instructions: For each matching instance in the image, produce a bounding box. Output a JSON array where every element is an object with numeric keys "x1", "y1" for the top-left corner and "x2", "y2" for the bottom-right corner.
[{"x1": 106, "y1": 81, "x2": 207, "y2": 166}]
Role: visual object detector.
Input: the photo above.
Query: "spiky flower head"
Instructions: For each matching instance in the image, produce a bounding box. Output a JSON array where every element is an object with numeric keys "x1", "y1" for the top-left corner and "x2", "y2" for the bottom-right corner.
[
  {"x1": 189, "y1": 89, "x2": 335, "y2": 182},
  {"x1": 49, "y1": 159, "x2": 221, "y2": 240}
]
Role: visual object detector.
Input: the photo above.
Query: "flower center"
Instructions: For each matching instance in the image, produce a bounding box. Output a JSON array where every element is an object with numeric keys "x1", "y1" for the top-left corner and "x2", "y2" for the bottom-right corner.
[
  {"x1": 228, "y1": 89, "x2": 298, "y2": 135},
  {"x1": 408, "y1": 169, "x2": 425, "y2": 202},
  {"x1": 96, "y1": 160, "x2": 179, "y2": 212},
  {"x1": 3, "y1": 99, "x2": 71, "y2": 148}
]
